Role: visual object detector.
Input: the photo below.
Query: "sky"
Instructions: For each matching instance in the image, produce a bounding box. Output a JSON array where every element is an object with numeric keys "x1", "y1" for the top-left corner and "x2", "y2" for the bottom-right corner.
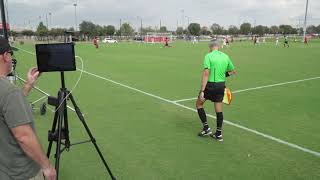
[{"x1": 6, "y1": 0, "x2": 320, "y2": 31}]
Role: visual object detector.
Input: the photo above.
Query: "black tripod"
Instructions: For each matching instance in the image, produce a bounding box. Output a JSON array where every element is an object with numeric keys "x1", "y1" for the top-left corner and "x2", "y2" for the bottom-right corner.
[{"x1": 46, "y1": 72, "x2": 116, "y2": 180}]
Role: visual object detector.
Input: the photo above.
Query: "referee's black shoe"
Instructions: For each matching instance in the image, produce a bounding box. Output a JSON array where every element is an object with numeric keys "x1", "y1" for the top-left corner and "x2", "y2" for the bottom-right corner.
[
  {"x1": 198, "y1": 128, "x2": 212, "y2": 137},
  {"x1": 211, "y1": 132, "x2": 223, "y2": 142}
]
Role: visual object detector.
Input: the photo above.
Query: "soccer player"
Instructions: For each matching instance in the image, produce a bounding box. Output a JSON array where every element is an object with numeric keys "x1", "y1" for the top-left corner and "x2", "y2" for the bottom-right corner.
[
  {"x1": 221, "y1": 36, "x2": 227, "y2": 48},
  {"x1": 93, "y1": 36, "x2": 99, "y2": 49},
  {"x1": 192, "y1": 36, "x2": 198, "y2": 44},
  {"x1": 284, "y1": 35, "x2": 289, "y2": 48},
  {"x1": 256, "y1": 36, "x2": 260, "y2": 45},
  {"x1": 226, "y1": 36, "x2": 230, "y2": 46},
  {"x1": 196, "y1": 40, "x2": 236, "y2": 141},
  {"x1": 253, "y1": 36, "x2": 257, "y2": 46},
  {"x1": 304, "y1": 36, "x2": 308, "y2": 45},
  {"x1": 275, "y1": 36, "x2": 279, "y2": 46},
  {"x1": 163, "y1": 37, "x2": 171, "y2": 48}
]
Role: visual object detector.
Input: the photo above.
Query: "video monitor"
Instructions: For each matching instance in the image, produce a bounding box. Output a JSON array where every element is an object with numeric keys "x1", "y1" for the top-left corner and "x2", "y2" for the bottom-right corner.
[{"x1": 35, "y1": 43, "x2": 76, "y2": 72}]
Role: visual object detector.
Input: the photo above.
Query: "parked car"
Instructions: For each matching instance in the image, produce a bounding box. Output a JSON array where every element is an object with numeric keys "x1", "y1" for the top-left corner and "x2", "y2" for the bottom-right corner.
[
  {"x1": 102, "y1": 38, "x2": 118, "y2": 43},
  {"x1": 133, "y1": 36, "x2": 144, "y2": 41}
]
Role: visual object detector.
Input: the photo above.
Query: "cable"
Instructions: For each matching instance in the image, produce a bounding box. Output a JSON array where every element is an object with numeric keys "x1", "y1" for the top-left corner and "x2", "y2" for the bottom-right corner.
[
  {"x1": 54, "y1": 55, "x2": 84, "y2": 113},
  {"x1": 10, "y1": 48, "x2": 84, "y2": 113}
]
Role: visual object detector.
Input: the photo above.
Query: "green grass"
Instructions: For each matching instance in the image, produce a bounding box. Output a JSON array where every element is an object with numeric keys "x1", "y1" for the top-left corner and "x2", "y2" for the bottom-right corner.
[{"x1": 12, "y1": 39, "x2": 320, "y2": 180}]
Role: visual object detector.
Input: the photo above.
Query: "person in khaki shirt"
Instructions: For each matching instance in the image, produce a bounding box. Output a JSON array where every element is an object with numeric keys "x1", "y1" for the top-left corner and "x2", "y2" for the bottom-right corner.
[{"x1": 0, "y1": 37, "x2": 56, "y2": 180}]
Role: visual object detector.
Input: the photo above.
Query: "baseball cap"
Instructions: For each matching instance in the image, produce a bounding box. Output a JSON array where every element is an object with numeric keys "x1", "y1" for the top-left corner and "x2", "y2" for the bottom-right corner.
[{"x1": 0, "y1": 37, "x2": 12, "y2": 55}]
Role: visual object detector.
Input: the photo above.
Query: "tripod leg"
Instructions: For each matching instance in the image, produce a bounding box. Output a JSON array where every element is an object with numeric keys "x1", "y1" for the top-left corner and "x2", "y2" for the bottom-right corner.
[
  {"x1": 54, "y1": 91, "x2": 67, "y2": 180},
  {"x1": 69, "y1": 93, "x2": 116, "y2": 180},
  {"x1": 47, "y1": 90, "x2": 64, "y2": 158},
  {"x1": 63, "y1": 92, "x2": 70, "y2": 149},
  {"x1": 47, "y1": 109, "x2": 59, "y2": 158}
]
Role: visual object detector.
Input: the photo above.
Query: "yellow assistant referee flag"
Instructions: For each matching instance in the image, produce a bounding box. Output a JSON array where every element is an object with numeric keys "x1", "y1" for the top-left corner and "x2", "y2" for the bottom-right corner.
[{"x1": 223, "y1": 88, "x2": 232, "y2": 105}]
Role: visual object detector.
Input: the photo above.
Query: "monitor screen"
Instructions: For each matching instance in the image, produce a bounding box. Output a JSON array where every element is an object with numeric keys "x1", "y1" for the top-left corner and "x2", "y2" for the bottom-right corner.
[{"x1": 36, "y1": 43, "x2": 76, "y2": 72}]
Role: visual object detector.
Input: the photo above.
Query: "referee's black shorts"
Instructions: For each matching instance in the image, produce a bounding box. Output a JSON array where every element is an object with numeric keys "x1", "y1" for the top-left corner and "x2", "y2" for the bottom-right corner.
[{"x1": 203, "y1": 82, "x2": 225, "y2": 102}]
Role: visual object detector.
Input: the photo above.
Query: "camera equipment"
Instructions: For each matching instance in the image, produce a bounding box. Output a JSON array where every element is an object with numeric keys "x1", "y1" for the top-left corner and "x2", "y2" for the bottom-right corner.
[
  {"x1": 7, "y1": 59, "x2": 17, "y2": 84},
  {"x1": 10, "y1": 57, "x2": 47, "y2": 115},
  {"x1": 38, "y1": 43, "x2": 116, "y2": 180},
  {"x1": 12, "y1": 58, "x2": 17, "y2": 68},
  {"x1": 35, "y1": 43, "x2": 76, "y2": 72}
]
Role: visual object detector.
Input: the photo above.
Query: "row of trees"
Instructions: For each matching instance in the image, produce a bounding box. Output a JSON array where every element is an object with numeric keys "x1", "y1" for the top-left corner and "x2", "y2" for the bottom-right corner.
[
  {"x1": 11, "y1": 22, "x2": 73, "y2": 40},
  {"x1": 79, "y1": 21, "x2": 172, "y2": 38},
  {"x1": 187, "y1": 23, "x2": 320, "y2": 36},
  {"x1": 12, "y1": 21, "x2": 320, "y2": 39},
  {"x1": 14, "y1": 21, "x2": 135, "y2": 39}
]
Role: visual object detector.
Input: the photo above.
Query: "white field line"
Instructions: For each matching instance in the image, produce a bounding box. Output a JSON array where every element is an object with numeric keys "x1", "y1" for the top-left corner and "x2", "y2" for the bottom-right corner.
[
  {"x1": 31, "y1": 95, "x2": 48, "y2": 104},
  {"x1": 79, "y1": 70, "x2": 320, "y2": 157},
  {"x1": 15, "y1": 47, "x2": 36, "y2": 55},
  {"x1": 14, "y1": 46, "x2": 173, "y2": 103},
  {"x1": 79, "y1": 70, "x2": 174, "y2": 103},
  {"x1": 173, "y1": 97, "x2": 197, "y2": 103},
  {"x1": 173, "y1": 76, "x2": 320, "y2": 103},
  {"x1": 173, "y1": 102, "x2": 320, "y2": 157},
  {"x1": 16, "y1": 47, "x2": 320, "y2": 157}
]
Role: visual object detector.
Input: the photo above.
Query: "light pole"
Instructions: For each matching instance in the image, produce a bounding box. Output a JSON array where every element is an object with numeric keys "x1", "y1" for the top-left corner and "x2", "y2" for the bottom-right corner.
[
  {"x1": 49, "y1": 12, "x2": 52, "y2": 28},
  {"x1": 45, "y1": 14, "x2": 49, "y2": 29},
  {"x1": 137, "y1": 16, "x2": 143, "y2": 36},
  {"x1": 140, "y1": 18, "x2": 142, "y2": 36},
  {"x1": 176, "y1": 20, "x2": 178, "y2": 29},
  {"x1": 45, "y1": 13, "x2": 49, "y2": 43},
  {"x1": 181, "y1": 9, "x2": 184, "y2": 28},
  {"x1": 0, "y1": 0, "x2": 8, "y2": 39},
  {"x1": 119, "y1": 18, "x2": 122, "y2": 39},
  {"x1": 303, "y1": 0, "x2": 309, "y2": 41},
  {"x1": 185, "y1": 16, "x2": 190, "y2": 28},
  {"x1": 73, "y1": 3, "x2": 77, "y2": 31}
]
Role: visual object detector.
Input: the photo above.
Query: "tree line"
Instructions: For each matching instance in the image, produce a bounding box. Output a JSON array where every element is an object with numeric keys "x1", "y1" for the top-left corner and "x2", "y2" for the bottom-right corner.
[
  {"x1": 10, "y1": 20, "x2": 320, "y2": 40},
  {"x1": 187, "y1": 23, "x2": 320, "y2": 36}
]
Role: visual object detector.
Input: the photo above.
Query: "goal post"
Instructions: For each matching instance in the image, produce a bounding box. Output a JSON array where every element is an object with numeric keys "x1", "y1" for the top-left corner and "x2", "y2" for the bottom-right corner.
[{"x1": 144, "y1": 32, "x2": 173, "y2": 43}]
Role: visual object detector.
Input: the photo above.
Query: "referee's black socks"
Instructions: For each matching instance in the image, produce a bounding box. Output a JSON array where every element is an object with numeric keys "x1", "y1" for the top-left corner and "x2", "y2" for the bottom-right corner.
[
  {"x1": 197, "y1": 108, "x2": 209, "y2": 130},
  {"x1": 216, "y1": 112, "x2": 223, "y2": 133}
]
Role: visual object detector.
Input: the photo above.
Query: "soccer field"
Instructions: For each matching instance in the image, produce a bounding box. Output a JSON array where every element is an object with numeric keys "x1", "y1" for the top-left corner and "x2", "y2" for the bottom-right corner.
[{"x1": 12, "y1": 39, "x2": 320, "y2": 180}]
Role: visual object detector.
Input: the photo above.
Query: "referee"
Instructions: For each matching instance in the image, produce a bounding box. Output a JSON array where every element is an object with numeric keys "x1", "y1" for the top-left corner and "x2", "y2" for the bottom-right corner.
[{"x1": 196, "y1": 40, "x2": 236, "y2": 141}]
